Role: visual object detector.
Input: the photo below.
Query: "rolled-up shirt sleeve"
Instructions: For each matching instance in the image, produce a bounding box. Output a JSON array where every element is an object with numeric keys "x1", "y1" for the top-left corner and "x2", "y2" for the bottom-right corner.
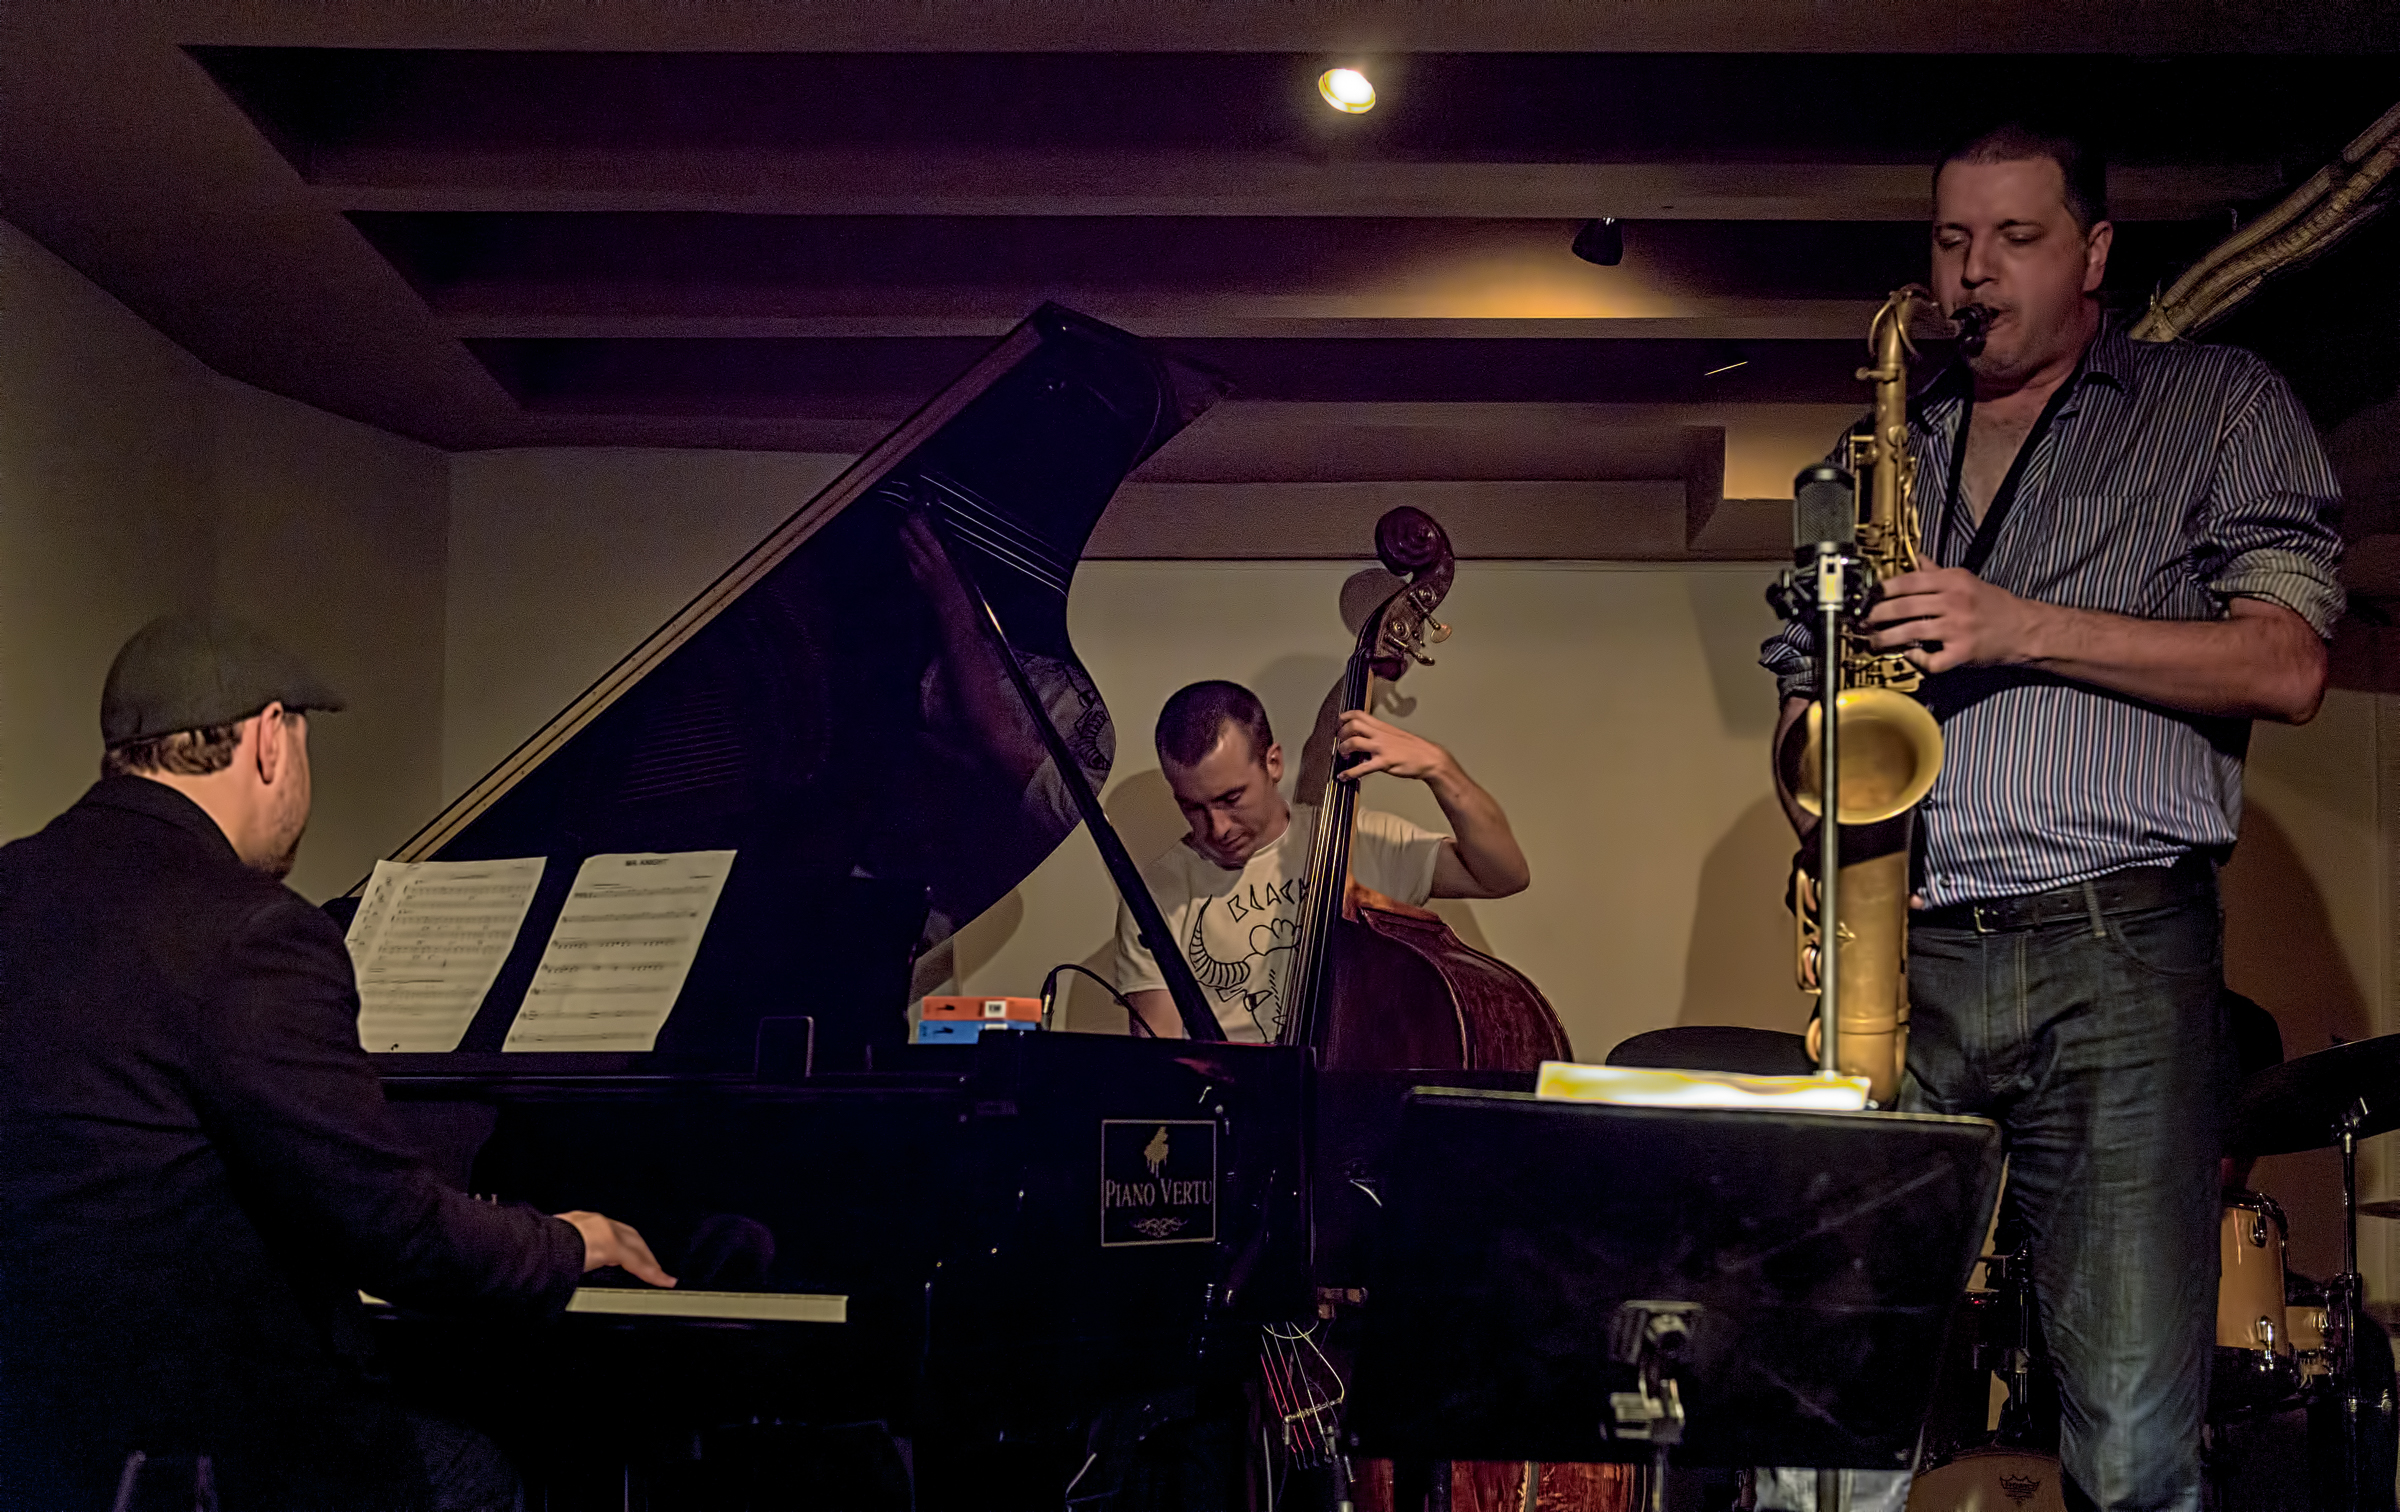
[
  {"x1": 2196, "y1": 361, "x2": 2345, "y2": 638},
  {"x1": 1760, "y1": 619, "x2": 1821, "y2": 702},
  {"x1": 1759, "y1": 426, "x2": 1861, "y2": 700}
]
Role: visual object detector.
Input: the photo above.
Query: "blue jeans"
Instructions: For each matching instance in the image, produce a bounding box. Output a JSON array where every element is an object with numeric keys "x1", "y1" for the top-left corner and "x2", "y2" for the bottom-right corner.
[{"x1": 1901, "y1": 873, "x2": 2229, "y2": 1512}]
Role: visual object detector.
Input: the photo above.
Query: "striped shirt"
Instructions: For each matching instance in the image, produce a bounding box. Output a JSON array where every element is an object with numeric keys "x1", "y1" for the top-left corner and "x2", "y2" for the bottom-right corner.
[{"x1": 1760, "y1": 316, "x2": 2343, "y2": 907}]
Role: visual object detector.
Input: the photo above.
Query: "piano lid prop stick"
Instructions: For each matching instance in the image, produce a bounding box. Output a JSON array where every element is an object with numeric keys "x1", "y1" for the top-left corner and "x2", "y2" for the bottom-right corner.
[{"x1": 920, "y1": 506, "x2": 1226, "y2": 1042}]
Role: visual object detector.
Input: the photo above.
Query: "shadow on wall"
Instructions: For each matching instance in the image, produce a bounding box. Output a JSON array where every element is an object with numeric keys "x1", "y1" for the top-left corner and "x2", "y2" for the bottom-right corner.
[
  {"x1": 1285, "y1": 568, "x2": 1420, "y2": 800},
  {"x1": 2224, "y1": 798, "x2": 2374, "y2": 1282},
  {"x1": 2329, "y1": 619, "x2": 2400, "y2": 694},
  {"x1": 1683, "y1": 568, "x2": 1788, "y2": 741},
  {"x1": 1260, "y1": 652, "x2": 1354, "y2": 798},
  {"x1": 2224, "y1": 797, "x2": 2373, "y2": 1058},
  {"x1": 1672, "y1": 794, "x2": 1816, "y2": 1040}
]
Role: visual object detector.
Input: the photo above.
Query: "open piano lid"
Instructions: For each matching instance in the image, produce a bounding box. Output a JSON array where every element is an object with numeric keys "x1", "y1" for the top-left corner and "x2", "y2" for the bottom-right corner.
[{"x1": 351, "y1": 305, "x2": 1229, "y2": 1074}]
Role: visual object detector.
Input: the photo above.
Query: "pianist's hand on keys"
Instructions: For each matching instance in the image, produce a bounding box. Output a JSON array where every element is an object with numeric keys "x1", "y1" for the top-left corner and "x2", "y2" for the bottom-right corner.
[{"x1": 557, "y1": 1210, "x2": 677, "y2": 1288}]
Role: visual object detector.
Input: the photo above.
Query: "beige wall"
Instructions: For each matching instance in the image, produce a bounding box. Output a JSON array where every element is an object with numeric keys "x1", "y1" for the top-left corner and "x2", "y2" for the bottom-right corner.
[
  {"x1": 206, "y1": 375, "x2": 449, "y2": 901},
  {"x1": 0, "y1": 217, "x2": 447, "y2": 899},
  {"x1": 936, "y1": 560, "x2": 1816, "y2": 1058},
  {"x1": 0, "y1": 219, "x2": 216, "y2": 836}
]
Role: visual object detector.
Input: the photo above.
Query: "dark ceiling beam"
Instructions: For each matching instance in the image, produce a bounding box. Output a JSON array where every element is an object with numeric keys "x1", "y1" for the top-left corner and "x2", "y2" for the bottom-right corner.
[
  {"x1": 313, "y1": 401, "x2": 1860, "y2": 484},
  {"x1": 316, "y1": 153, "x2": 2282, "y2": 222},
  {"x1": 430, "y1": 312, "x2": 1882, "y2": 341},
  {"x1": 458, "y1": 335, "x2": 1872, "y2": 411},
  {"x1": 173, "y1": 1, "x2": 2400, "y2": 54},
  {"x1": 12, "y1": 6, "x2": 2387, "y2": 462}
]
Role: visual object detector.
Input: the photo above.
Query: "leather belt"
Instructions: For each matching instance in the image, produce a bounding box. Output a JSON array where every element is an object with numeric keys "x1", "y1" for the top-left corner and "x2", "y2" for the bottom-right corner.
[{"x1": 1913, "y1": 854, "x2": 2215, "y2": 934}]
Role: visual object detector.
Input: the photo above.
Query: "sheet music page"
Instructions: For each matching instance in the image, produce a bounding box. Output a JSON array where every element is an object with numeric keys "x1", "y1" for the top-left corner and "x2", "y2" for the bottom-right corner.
[
  {"x1": 345, "y1": 857, "x2": 547, "y2": 1053},
  {"x1": 502, "y1": 851, "x2": 738, "y2": 1053}
]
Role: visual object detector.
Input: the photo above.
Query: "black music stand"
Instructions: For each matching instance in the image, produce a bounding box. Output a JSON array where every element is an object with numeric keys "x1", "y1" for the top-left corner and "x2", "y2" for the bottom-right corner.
[{"x1": 1348, "y1": 1089, "x2": 2002, "y2": 1507}]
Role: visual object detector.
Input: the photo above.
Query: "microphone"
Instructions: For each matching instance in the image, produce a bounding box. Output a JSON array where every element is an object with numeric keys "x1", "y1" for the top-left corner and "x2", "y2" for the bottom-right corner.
[
  {"x1": 1793, "y1": 462, "x2": 1856, "y2": 558},
  {"x1": 1768, "y1": 462, "x2": 1857, "y2": 623}
]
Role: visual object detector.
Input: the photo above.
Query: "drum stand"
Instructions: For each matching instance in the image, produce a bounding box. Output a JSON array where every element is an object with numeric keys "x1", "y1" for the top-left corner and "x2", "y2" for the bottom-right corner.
[{"x1": 2331, "y1": 1097, "x2": 2372, "y2": 1508}]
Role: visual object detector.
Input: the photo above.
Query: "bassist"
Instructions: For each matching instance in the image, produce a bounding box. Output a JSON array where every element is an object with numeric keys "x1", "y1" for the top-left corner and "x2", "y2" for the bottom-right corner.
[{"x1": 1111, "y1": 680, "x2": 1529, "y2": 1042}]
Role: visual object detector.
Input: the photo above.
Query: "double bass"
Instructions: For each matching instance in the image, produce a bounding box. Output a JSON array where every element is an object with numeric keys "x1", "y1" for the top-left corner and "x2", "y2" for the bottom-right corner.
[
  {"x1": 1274, "y1": 510, "x2": 1635, "y2": 1512},
  {"x1": 1275, "y1": 505, "x2": 1569, "y2": 1076}
]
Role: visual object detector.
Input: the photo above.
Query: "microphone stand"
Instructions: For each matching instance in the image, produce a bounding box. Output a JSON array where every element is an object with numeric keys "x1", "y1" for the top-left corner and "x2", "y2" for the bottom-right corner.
[
  {"x1": 1812, "y1": 545, "x2": 1847, "y2": 1512},
  {"x1": 1813, "y1": 538, "x2": 1847, "y2": 1083},
  {"x1": 1774, "y1": 462, "x2": 1861, "y2": 1512}
]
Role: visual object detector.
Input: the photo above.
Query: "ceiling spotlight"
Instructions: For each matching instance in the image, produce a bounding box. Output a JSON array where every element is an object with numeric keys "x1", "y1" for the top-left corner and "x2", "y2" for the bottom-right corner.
[
  {"x1": 1318, "y1": 67, "x2": 1376, "y2": 113},
  {"x1": 1571, "y1": 218, "x2": 1624, "y2": 266}
]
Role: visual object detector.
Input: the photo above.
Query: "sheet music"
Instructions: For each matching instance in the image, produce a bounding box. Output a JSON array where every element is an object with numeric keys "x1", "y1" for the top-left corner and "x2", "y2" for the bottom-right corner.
[
  {"x1": 345, "y1": 857, "x2": 546, "y2": 1053},
  {"x1": 503, "y1": 851, "x2": 737, "y2": 1053}
]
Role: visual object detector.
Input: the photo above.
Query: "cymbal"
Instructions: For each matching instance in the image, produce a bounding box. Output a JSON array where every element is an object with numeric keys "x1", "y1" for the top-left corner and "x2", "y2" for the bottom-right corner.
[
  {"x1": 2359, "y1": 1201, "x2": 2400, "y2": 1222},
  {"x1": 2228, "y1": 1034, "x2": 2400, "y2": 1158}
]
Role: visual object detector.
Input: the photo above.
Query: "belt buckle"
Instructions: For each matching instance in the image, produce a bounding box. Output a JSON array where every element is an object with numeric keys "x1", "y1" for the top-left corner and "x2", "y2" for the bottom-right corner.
[{"x1": 1971, "y1": 902, "x2": 1996, "y2": 934}]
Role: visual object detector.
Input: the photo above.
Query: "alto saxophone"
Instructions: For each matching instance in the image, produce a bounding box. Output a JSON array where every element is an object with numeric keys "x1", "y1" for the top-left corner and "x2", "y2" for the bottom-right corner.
[{"x1": 1773, "y1": 286, "x2": 1956, "y2": 1105}]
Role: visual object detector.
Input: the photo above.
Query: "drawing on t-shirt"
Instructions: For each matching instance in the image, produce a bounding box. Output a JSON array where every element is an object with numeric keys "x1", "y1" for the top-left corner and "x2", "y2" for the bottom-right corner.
[{"x1": 1186, "y1": 876, "x2": 1310, "y2": 1039}]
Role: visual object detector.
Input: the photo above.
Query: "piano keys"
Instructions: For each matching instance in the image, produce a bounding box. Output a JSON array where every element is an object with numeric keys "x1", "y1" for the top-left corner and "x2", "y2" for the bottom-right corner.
[{"x1": 559, "y1": 1290, "x2": 846, "y2": 1325}]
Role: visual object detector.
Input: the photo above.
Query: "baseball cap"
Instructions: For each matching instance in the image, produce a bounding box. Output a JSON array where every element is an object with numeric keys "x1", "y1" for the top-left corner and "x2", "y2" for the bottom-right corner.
[{"x1": 101, "y1": 613, "x2": 347, "y2": 746}]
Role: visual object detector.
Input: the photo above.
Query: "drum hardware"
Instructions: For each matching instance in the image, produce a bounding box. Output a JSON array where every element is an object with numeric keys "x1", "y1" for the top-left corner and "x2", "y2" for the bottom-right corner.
[
  {"x1": 2287, "y1": 1284, "x2": 2335, "y2": 1386},
  {"x1": 1976, "y1": 1250, "x2": 2041, "y2": 1450},
  {"x1": 1907, "y1": 1447, "x2": 2068, "y2": 1512},
  {"x1": 2228, "y1": 1034, "x2": 2400, "y2": 1507},
  {"x1": 2330, "y1": 1097, "x2": 2378, "y2": 1509},
  {"x1": 1909, "y1": 1242, "x2": 2066, "y2": 1510},
  {"x1": 2213, "y1": 1190, "x2": 2301, "y2": 1420}
]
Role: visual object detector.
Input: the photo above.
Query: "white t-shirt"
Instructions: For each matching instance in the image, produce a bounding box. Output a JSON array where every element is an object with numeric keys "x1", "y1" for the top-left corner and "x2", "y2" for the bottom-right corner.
[{"x1": 1111, "y1": 804, "x2": 1446, "y2": 1043}]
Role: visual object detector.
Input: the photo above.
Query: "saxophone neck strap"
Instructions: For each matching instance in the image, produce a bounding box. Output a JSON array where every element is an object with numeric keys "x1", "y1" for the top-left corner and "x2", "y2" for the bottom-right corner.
[{"x1": 1948, "y1": 357, "x2": 2084, "y2": 577}]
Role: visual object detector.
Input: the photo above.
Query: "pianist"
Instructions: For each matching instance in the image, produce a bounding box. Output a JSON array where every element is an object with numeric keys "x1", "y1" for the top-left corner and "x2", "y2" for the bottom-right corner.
[
  {"x1": 1113, "y1": 680, "x2": 1530, "y2": 1041},
  {"x1": 0, "y1": 615, "x2": 671, "y2": 1512}
]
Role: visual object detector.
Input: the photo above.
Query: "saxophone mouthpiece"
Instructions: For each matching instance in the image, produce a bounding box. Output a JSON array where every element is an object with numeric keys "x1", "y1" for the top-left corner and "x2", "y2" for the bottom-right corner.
[{"x1": 1952, "y1": 304, "x2": 1992, "y2": 357}]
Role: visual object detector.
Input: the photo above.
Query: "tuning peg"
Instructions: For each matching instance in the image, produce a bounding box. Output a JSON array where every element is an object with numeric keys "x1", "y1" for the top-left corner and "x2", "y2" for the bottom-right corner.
[{"x1": 1427, "y1": 621, "x2": 1452, "y2": 644}]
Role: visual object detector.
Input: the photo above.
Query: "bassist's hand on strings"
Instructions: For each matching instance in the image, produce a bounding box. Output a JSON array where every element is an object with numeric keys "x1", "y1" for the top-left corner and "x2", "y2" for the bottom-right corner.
[
  {"x1": 1334, "y1": 711, "x2": 1530, "y2": 900},
  {"x1": 1333, "y1": 710, "x2": 1452, "y2": 783}
]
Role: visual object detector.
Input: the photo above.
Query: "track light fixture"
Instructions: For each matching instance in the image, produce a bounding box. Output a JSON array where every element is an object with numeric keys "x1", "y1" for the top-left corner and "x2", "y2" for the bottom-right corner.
[
  {"x1": 1570, "y1": 218, "x2": 1624, "y2": 266},
  {"x1": 1703, "y1": 341, "x2": 1750, "y2": 378}
]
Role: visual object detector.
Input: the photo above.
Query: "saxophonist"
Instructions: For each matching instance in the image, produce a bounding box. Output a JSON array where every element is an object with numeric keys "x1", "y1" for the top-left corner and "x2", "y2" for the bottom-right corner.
[{"x1": 1758, "y1": 122, "x2": 2341, "y2": 1512}]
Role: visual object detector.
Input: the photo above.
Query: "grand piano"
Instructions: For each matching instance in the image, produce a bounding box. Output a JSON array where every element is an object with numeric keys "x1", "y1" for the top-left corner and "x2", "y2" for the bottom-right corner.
[{"x1": 343, "y1": 306, "x2": 1314, "y2": 1510}]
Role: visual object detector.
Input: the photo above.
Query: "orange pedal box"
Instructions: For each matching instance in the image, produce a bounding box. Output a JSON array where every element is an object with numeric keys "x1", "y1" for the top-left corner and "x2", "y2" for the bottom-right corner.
[
  {"x1": 921, "y1": 996, "x2": 1041, "y2": 1023},
  {"x1": 916, "y1": 996, "x2": 1042, "y2": 1043}
]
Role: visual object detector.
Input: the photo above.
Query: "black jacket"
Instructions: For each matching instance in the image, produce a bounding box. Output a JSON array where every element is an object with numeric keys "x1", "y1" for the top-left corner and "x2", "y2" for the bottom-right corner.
[{"x1": 0, "y1": 779, "x2": 583, "y2": 1509}]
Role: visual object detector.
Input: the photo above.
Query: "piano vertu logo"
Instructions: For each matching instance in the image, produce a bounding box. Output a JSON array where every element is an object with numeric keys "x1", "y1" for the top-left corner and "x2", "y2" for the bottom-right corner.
[{"x1": 1100, "y1": 1119, "x2": 1218, "y2": 1247}]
